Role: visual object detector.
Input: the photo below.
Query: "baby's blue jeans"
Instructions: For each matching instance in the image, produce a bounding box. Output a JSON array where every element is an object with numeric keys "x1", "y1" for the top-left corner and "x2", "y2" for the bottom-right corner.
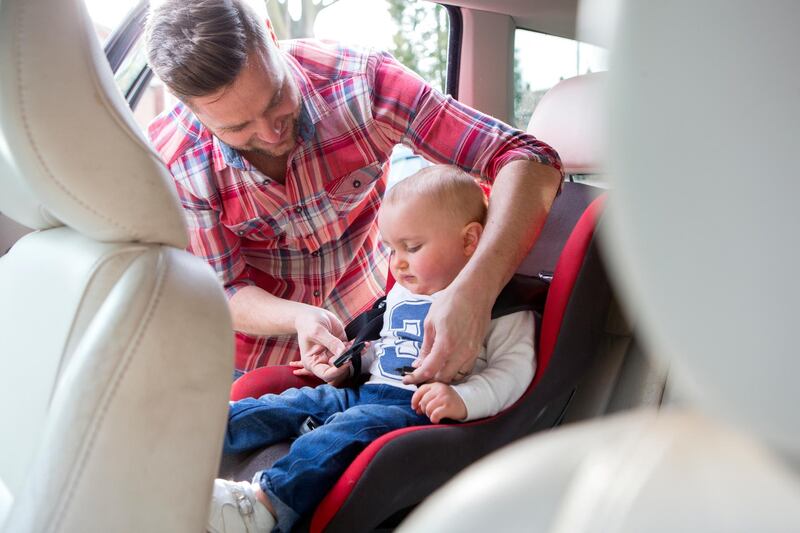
[{"x1": 225, "y1": 383, "x2": 431, "y2": 532}]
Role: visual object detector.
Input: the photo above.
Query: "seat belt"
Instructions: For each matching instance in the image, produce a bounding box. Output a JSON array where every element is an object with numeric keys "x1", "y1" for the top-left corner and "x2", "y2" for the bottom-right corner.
[{"x1": 333, "y1": 274, "x2": 549, "y2": 374}]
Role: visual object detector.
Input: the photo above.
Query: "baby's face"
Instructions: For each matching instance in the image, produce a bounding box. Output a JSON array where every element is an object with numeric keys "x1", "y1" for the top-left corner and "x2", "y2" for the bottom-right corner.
[{"x1": 378, "y1": 198, "x2": 471, "y2": 295}]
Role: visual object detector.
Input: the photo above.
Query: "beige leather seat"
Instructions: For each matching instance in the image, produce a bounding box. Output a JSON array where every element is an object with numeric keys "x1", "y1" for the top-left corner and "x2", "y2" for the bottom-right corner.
[
  {"x1": 0, "y1": 0, "x2": 233, "y2": 531},
  {"x1": 527, "y1": 70, "x2": 607, "y2": 179},
  {"x1": 0, "y1": 212, "x2": 31, "y2": 257},
  {"x1": 399, "y1": 2, "x2": 800, "y2": 531}
]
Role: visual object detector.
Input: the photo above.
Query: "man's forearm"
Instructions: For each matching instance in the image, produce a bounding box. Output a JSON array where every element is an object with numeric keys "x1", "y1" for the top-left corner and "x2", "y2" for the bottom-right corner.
[
  {"x1": 228, "y1": 285, "x2": 312, "y2": 336},
  {"x1": 457, "y1": 159, "x2": 561, "y2": 296}
]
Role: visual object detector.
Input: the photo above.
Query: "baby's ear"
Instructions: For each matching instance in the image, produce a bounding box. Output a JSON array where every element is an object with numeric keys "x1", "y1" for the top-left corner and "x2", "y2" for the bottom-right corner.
[{"x1": 462, "y1": 222, "x2": 483, "y2": 256}]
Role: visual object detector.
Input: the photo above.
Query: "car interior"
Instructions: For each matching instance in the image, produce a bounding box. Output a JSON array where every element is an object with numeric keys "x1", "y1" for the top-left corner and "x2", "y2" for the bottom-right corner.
[{"x1": 1, "y1": 0, "x2": 797, "y2": 532}]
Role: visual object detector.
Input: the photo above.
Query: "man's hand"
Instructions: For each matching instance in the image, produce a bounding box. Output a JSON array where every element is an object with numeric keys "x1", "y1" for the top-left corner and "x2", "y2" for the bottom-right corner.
[
  {"x1": 403, "y1": 281, "x2": 491, "y2": 385},
  {"x1": 411, "y1": 382, "x2": 467, "y2": 423},
  {"x1": 294, "y1": 308, "x2": 350, "y2": 386}
]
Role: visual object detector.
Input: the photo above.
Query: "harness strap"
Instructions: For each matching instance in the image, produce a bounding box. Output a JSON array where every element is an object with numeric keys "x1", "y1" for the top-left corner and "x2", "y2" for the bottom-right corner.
[{"x1": 333, "y1": 274, "x2": 549, "y2": 371}]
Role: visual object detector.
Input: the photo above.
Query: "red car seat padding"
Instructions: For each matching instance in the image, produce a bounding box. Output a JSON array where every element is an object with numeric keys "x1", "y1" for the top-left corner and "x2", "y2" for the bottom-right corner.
[
  {"x1": 230, "y1": 364, "x2": 322, "y2": 400},
  {"x1": 536, "y1": 194, "x2": 607, "y2": 385}
]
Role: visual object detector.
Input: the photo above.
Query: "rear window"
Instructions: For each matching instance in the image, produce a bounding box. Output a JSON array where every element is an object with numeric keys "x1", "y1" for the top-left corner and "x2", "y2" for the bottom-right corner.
[{"x1": 513, "y1": 28, "x2": 608, "y2": 130}]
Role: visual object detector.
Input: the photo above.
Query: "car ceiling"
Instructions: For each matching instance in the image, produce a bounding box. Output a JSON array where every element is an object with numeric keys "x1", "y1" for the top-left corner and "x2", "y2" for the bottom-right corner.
[{"x1": 443, "y1": 0, "x2": 580, "y2": 40}]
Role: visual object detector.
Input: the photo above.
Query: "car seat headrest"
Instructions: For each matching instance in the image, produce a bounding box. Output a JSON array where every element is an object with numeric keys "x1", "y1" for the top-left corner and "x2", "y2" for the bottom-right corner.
[
  {"x1": 527, "y1": 72, "x2": 607, "y2": 176},
  {"x1": 604, "y1": 1, "x2": 800, "y2": 456},
  {"x1": 0, "y1": 0, "x2": 186, "y2": 247}
]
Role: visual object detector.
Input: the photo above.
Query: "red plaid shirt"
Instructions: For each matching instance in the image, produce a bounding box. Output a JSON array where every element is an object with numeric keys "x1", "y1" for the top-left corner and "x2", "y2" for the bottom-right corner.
[{"x1": 148, "y1": 39, "x2": 561, "y2": 371}]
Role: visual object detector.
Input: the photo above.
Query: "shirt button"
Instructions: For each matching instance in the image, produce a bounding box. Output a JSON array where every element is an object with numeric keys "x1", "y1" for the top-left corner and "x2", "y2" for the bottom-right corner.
[
  {"x1": 313, "y1": 290, "x2": 320, "y2": 297},
  {"x1": 311, "y1": 250, "x2": 320, "y2": 257},
  {"x1": 353, "y1": 179, "x2": 362, "y2": 188},
  {"x1": 294, "y1": 206, "x2": 303, "y2": 214},
  {"x1": 237, "y1": 230, "x2": 245, "y2": 236}
]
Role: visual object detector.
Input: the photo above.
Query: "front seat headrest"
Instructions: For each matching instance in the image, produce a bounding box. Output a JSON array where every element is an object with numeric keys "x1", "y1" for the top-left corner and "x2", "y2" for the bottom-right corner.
[
  {"x1": 527, "y1": 71, "x2": 607, "y2": 176},
  {"x1": 0, "y1": 0, "x2": 186, "y2": 247}
]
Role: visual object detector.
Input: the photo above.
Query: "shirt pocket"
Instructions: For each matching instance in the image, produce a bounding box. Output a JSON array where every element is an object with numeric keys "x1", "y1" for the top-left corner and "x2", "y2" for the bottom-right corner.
[
  {"x1": 325, "y1": 163, "x2": 384, "y2": 214},
  {"x1": 227, "y1": 215, "x2": 284, "y2": 245}
]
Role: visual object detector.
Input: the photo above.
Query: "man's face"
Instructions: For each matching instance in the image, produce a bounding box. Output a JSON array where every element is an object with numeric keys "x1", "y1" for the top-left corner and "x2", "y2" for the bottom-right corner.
[
  {"x1": 378, "y1": 197, "x2": 473, "y2": 296},
  {"x1": 189, "y1": 47, "x2": 302, "y2": 158}
]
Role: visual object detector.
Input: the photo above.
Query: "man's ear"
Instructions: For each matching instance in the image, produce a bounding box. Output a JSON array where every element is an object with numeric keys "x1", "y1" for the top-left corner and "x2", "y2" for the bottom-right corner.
[{"x1": 462, "y1": 222, "x2": 483, "y2": 257}]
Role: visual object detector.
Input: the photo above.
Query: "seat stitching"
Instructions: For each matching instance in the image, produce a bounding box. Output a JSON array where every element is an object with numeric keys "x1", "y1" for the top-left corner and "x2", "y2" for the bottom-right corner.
[
  {"x1": 48, "y1": 245, "x2": 148, "y2": 408},
  {"x1": 48, "y1": 251, "x2": 171, "y2": 529},
  {"x1": 14, "y1": 1, "x2": 135, "y2": 236}
]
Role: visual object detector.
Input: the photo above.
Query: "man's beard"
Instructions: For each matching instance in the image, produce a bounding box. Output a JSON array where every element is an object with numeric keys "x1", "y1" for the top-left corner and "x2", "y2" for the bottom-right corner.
[{"x1": 236, "y1": 117, "x2": 300, "y2": 158}]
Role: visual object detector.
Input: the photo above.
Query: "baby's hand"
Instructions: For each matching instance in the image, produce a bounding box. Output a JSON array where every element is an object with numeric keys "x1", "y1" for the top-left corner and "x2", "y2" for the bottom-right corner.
[
  {"x1": 411, "y1": 382, "x2": 467, "y2": 423},
  {"x1": 296, "y1": 346, "x2": 352, "y2": 386}
]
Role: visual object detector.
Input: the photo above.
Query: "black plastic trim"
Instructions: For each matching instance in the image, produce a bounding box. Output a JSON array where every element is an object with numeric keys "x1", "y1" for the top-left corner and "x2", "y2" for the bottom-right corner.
[
  {"x1": 103, "y1": 0, "x2": 148, "y2": 73},
  {"x1": 102, "y1": 0, "x2": 154, "y2": 109},
  {"x1": 127, "y1": 68, "x2": 155, "y2": 109},
  {"x1": 442, "y1": 4, "x2": 462, "y2": 99}
]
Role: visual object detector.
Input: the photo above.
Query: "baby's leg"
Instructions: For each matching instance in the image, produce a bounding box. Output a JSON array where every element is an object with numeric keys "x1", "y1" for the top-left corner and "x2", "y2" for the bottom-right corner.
[
  {"x1": 257, "y1": 386, "x2": 431, "y2": 530},
  {"x1": 224, "y1": 384, "x2": 353, "y2": 454}
]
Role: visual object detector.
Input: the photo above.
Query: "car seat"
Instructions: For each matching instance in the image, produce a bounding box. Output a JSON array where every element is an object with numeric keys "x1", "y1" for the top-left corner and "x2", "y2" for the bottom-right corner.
[
  {"x1": 222, "y1": 72, "x2": 613, "y2": 531},
  {"x1": 397, "y1": 1, "x2": 800, "y2": 531},
  {"x1": 0, "y1": 0, "x2": 233, "y2": 531}
]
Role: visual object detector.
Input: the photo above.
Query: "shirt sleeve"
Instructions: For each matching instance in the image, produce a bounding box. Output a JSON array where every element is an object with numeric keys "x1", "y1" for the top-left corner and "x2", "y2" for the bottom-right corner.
[
  {"x1": 451, "y1": 311, "x2": 536, "y2": 421},
  {"x1": 368, "y1": 51, "x2": 563, "y2": 182},
  {"x1": 168, "y1": 162, "x2": 255, "y2": 299}
]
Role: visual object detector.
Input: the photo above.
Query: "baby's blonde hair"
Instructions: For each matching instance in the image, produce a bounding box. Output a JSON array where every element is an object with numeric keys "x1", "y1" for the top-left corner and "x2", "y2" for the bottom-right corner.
[{"x1": 383, "y1": 165, "x2": 488, "y2": 225}]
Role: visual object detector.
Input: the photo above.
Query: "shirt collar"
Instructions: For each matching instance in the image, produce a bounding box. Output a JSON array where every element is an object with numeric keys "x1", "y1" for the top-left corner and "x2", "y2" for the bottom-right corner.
[
  {"x1": 212, "y1": 136, "x2": 247, "y2": 171},
  {"x1": 282, "y1": 49, "x2": 331, "y2": 127},
  {"x1": 210, "y1": 48, "x2": 330, "y2": 172}
]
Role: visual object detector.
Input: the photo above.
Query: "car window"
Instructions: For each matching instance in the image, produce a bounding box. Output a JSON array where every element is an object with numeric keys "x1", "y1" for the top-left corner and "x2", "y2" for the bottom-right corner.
[
  {"x1": 85, "y1": 0, "x2": 448, "y2": 131},
  {"x1": 83, "y1": 0, "x2": 141, "y2": 45},
  {"x1": 84, "y1": 0, "x2": 449, "y2": 186},
  {"x1": 514, "y1": 28, "x2": 608, "y2": 186},
  {"x1": 513, "y1": 29, "x2": 608, "y2": 130},
  {"x1": 264, "y1": 0, "x2": 450, "y2": 186}
]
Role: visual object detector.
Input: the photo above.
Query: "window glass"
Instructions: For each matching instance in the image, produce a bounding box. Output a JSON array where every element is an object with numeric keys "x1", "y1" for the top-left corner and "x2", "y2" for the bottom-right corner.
[
  {"x1": 513, "y1": 29, "x2": 608, "y2": 130},
  {"x1": 272, "y1": 0, "x2": 448, "y2": 93},
  {"x1": 514, "y1": 28, "x2": 608, "y2": 186},
  {"x1": 87, "y1": 0, "x2": 449, "y2": 137},
  {"x1": 83, "y1": 0, "x2": 140, "y2": 45},
  {"x1": 274, "y1": 0, "x2": 449, "y2": 185}
]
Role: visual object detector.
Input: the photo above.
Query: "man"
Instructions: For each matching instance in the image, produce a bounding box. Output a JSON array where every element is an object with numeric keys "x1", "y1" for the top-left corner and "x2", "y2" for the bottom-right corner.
[{"x1": 145, "y1": 0, "x2": 562, "y2": 383}]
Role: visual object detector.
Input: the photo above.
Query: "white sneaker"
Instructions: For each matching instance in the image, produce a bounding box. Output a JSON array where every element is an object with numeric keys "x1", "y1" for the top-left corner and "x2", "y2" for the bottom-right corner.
[{"x1": 207, "y1": 479, "x2": 276, "y2": 533}]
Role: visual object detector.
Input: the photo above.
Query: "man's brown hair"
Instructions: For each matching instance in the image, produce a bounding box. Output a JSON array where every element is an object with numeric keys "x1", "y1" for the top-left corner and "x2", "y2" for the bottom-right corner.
[{"x1": 145, "y1": 0, "x2": 269, "y2": 100}]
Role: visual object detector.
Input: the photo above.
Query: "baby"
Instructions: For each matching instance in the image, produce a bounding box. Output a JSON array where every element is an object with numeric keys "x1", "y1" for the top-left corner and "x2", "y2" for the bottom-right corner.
[{"x1": 208, "y1": 165, "x2": 536, "y2": 533}]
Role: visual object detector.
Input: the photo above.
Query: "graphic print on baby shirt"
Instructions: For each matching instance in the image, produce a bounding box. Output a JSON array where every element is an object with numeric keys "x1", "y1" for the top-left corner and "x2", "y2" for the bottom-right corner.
[{"x1": 376, "y1": 299, "x2": 432, "y2": 379}]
